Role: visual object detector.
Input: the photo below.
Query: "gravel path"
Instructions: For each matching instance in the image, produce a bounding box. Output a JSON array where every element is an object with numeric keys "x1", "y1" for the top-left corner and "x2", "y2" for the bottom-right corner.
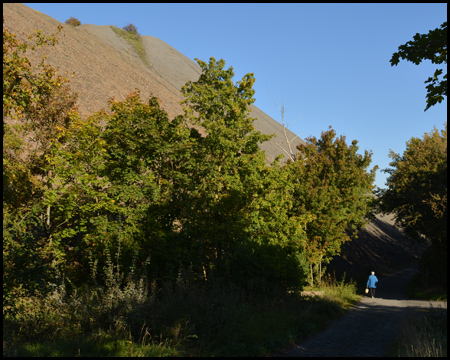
[{"x1": 278, "y1": 265, "x2": 447, "y2": 357}]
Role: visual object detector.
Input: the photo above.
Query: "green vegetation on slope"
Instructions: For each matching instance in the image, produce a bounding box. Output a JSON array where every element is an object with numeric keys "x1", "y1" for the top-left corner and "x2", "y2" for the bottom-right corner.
[{"x1": 110, "y1": 25, "x2": 150, "y2": 67}]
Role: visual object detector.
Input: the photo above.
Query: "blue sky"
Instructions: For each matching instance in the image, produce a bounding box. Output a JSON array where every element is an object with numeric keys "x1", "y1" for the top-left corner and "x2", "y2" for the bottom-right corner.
[{"x1": 24, "y1": 3, "x2": 447, "y2": 189}]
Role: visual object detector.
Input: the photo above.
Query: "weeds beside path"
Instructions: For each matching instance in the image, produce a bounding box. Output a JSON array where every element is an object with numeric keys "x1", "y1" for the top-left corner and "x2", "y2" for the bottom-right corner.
[{"x1": 274, "y1": 265, "x2": 447, "y2": 357}]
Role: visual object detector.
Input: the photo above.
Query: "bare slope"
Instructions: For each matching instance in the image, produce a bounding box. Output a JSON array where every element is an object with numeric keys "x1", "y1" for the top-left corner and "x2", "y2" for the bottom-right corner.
[
  {"x1": 328, "y1": 213, "x2": 429, "y2": 281},
  {"x1": 4, "y1": 3, "x2": 303, "y2": 164},
  {"x1": 4, "y1": 3, "x2": 183, "y2": 120},
  {"x1": 139, "y1": 35, "x2": 305, "y2": 163}
]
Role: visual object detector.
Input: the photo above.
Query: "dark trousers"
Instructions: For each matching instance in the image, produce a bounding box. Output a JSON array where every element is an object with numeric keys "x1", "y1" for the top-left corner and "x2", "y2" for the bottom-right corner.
[{"x1": 369, "y1": 287, "x2": 376, "y2": 297}]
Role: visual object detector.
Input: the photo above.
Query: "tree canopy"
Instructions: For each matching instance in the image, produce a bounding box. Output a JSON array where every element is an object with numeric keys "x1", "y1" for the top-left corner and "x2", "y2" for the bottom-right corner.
[
  {"x1": 377, "y1": 123, "x2": 447, "y2": 286},
  {"x1": 286, "y1": 127, "x2": 377, "y2": 284},
  {"x1": 3, "y1": 18, "x2": 80, "y2": 300}
]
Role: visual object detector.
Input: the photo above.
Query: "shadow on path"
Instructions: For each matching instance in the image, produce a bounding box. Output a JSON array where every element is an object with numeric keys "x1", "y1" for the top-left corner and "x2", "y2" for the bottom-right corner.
[{"x1": 278, "y1": 265, "x2": 447, "y2": 357}]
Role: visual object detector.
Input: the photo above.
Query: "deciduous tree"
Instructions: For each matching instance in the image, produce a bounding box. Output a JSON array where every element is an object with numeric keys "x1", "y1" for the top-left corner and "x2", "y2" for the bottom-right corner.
[
  {"x1": 377, "y1": 124, "x2": 447, "y2": 286},
  {"x1": 179, "y1": 57, "x2": 309, "y2": 288},
  {"x1": 3, "y1": 18, "x2": 78, "y2": 301},
  {"x1": 100, "y1": 92, "x2": 192, "y2": 281},
  {"x1": 287, "y1": 127, "x2": 377, "y2": 285}
]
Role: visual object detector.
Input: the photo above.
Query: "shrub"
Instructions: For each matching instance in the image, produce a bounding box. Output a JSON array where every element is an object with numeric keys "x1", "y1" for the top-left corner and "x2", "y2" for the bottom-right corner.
[
  {"x1": 123, "y1": 23, "x2": 138, "y2": 34},
  {"x1": 65, "y1": 16, "x2": 81, "y2": 27}
]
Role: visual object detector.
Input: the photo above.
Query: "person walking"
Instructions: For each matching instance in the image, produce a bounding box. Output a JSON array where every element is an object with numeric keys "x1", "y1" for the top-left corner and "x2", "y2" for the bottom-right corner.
[{"x1": 366, "y1": 271, "x2": 378, "y2": 298}]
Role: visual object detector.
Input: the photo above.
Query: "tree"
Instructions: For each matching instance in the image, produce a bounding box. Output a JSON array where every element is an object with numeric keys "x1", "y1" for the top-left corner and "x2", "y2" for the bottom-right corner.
[
  {"x1": 123, "y1": 23, "x2": 138, "y2": 34},
  {"x1": 65, "y1": 17, "x2": 81, "y2": 27},
  {"x1": 390, "y1": 21, "x2": 447, "y2": 111},
  {"x1": 3, "y1": 18, "x2": 79, "y2": 302},
  {"x1": 266, "y1": 89, "x2": 304, "y2": 162},
  {"x1": 40, "y1": 90, "x2": 194, "y2": 284},
  {"x1": 179, "y1": 56, "x2": 267, "y2": 278},
  {"x1": 376, "y1": 124, "x2": 447, "y2": 286},
  {"x1": 178, "y1": 57, "x2": 309, "y2": 288},
  {"x1": 3, "y1": 18, "x2": 77, "y2": 221},
  {"x1": 234, "y1": 160, "x2": 311, "y2": 289},
  {"x1": 42, "y1": 109, "x2": 112, "y2": 278},
  {"x1": 100, "y1": 91, "x2": 192, "y2": 282},
  {"x1": 286, "y1": 127, "x2": 377, "y2": 285}
]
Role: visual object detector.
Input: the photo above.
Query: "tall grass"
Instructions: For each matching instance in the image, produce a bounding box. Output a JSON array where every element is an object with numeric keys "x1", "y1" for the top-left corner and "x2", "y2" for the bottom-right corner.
[
  {"x1": 303, "y1": 271, "x2": 361, "y2": 310},
  {"x1": 387, "y1": 269, "x2": 447, "y2": 357},
  {"x1": 3, "y1": 248, "x2": 361, "y2": 357},
  {"x1": 388, "y1": 309, "x2": 447, "y2": 357}
]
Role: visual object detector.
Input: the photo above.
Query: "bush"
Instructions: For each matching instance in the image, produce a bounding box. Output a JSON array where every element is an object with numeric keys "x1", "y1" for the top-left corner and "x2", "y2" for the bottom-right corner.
[
  {"x1": 65, "y1": 17, "x2": 81, "y2": 27},
  {"x1": 123, "y1": 23, "x2": 138, "y2": 34}
]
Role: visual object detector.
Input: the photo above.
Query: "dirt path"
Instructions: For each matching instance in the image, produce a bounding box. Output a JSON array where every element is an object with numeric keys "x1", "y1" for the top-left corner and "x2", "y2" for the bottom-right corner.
[{"x1": 276, "y1": 265, "x2": 447, "y2": 357}]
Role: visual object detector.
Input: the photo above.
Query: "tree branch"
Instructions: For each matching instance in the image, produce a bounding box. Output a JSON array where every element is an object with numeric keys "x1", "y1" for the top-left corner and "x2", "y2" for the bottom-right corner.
[{"x1": 267, "y1": 87, "x2": 305, "y2": 162}]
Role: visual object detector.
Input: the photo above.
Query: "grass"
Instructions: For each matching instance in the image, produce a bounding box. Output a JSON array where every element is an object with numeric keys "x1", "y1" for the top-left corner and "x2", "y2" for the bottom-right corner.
[
  {"x1": 386, "y1": 270, "x2": 447, "y2": 357},
  {"x1": 3, "y1": 334, "x2": 182, "y2": 357},
  {"x1": 302, "y1": 271, "x2": 361, "y2": 310},
  {"x1": 110, "y1": 25, "x2": 150, "y2": 67},
  {"x1": 387, "y1": 308, "x2": 447, "y2": 357},
  {"x1": 3, "y1": 250, "x2": 362, "y2": 357},
  {"x1": 3, "y1": 278, "x2": 361, "y2": 357}
]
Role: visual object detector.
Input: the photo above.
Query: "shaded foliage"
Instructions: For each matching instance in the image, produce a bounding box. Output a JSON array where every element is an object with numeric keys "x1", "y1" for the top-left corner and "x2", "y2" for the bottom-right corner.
[{"x1": 377, "y1": 123, "x2": 447, "y2": 287}]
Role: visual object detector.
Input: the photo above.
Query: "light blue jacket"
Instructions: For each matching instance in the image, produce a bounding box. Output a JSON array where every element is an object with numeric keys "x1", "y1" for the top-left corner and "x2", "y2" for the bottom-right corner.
[{"x1": 367, "y1": 274, "x2": 378, "y2": 288}]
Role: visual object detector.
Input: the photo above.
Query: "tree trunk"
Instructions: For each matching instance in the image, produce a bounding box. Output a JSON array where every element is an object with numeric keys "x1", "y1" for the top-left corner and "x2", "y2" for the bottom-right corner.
[
  {"x1": 47, "y1": 204, "x2": 52, "y2": 245},
  {"x1": 319, "y1": 260, "x2": 322, "y2": 284}
]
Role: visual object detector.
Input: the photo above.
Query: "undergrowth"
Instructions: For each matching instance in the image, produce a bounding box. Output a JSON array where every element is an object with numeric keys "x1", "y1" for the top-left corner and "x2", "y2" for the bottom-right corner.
[
  {"x1": 405, "y1": 271, "x2": 447, "y2": 301},
  {"x1": 3, "y1": 248, "x2": 361, "y2": 357},
  {"x1": 302, "y1": 271, "x2": 361, "y2": 310}
]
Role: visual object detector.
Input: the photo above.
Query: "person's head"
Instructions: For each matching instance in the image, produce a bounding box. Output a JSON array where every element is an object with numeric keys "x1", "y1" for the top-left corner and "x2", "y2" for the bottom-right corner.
[{"x1": 371, "y1": 271, "x2": 375, "y2": 275}]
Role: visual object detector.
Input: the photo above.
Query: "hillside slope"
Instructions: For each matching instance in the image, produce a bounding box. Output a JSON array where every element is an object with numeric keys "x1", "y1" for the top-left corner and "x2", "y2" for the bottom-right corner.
[
  {"x1": 3, "y1": 3, "x2": 303, "y2": 164},
  {"x1": 4, "y1": 4, "x2": 183, "y2": 119},
  {"x1": 327, "y1": 215, "x2": 430, "y2": 283},
  {"x1": 328, "y1": 212, "x2": 429, "y2": 281}
]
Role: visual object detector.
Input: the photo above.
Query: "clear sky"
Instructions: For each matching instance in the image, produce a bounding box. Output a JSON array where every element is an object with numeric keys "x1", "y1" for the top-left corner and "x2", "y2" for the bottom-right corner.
[{"x1": 23, "y1": 3, "x2": 447, "y2": 189}]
